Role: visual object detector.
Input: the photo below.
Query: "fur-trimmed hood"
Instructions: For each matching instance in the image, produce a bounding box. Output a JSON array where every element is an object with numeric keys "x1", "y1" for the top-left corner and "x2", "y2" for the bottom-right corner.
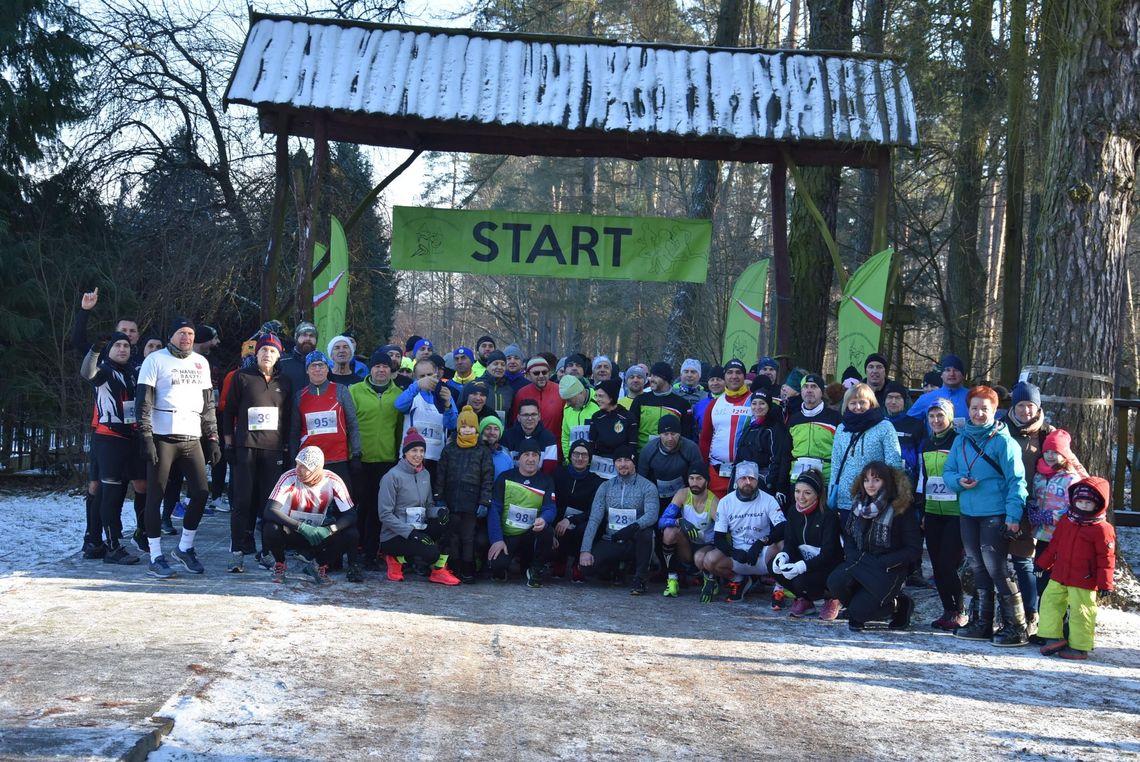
[{"x1": 849, "y1": 466, "x2": 913, "y2": 514}]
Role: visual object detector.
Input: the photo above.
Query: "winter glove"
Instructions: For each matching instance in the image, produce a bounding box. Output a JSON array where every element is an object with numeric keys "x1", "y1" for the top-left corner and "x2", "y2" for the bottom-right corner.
[
  {"x1": 204, "y1": 439, "x2": 222, "y2": 466},
  {"x1": 770, "y1": 550, "x2": 790, "y2": 571},
  {"x1": 409, "y1": 529, "x2": 435, "y2": 545},
  {"x1": 294, "y1": 522, "x2": 324, "y2": 546},
  {"x1": 1098, "y1": 589, "x2": 1113, "y2": 600},
  {"x1": 434, "y1": 507, "x2": 450, "y2": 526},
  {"x1": 679, "y1": 519, "x2": 701, "y2": 543},
  {"x1": 781, "y1": 560, "x2": 808, "y2": 580},
  {"x1": 141, "y1": 435, "x2": 158, "y2": 465},
  {"x1": 349, "y1": 455, "x2": 363, "y2": 476},
  {"x1": 476, "y1": 505, "x2": 488, "y2": 519},
  {"x1": 612, "y1": 523, "x2": 640, "y2": 542}
]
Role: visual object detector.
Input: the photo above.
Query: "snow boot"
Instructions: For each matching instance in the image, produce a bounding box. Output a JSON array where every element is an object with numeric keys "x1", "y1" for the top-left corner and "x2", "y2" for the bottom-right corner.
[
  {"x1": 992, "y1": 592, "x2": 1029, "y2": 647},
  {"x1": 888, "y1": 593, "x2": 914, "y2": 630},
  {"x1": 955, "y1": 589, "x2": 994, "y2": 641}
]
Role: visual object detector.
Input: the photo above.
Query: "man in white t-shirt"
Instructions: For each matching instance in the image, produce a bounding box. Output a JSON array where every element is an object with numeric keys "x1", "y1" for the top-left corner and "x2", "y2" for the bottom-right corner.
[{"x1": 136, "y1": 318, "x2": 221, "y2": 579}]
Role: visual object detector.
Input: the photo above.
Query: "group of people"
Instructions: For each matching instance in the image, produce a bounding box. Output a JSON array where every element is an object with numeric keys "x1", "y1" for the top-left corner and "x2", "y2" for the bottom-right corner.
[{"x1": 72, "y1": 293, "x2": 1117, "y2": 660}]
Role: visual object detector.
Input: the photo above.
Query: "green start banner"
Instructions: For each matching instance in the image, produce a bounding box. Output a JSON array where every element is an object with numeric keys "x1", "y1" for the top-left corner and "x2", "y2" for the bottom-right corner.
[
  {"x1": 722, "y1": 260, "x2": 769, "y2": 365},
  {"x1": 391, "y1": 206, "x2": 711, "y2": 283},
  {"x1": 835, "y1": 248, "x2": 894, "y2": 375},
  {"x1": 313, "y1": 215, "x2": 349, "y2": 341}
]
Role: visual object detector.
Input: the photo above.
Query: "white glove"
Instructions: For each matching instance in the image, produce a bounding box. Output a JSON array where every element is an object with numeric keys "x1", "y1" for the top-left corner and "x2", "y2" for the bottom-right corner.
[
  {"x1": 772, "y1": 551, "x2": 790, "y2": 571},
  {"x1": 781, "y1": 560, "x2": 808, "y2": 580}
]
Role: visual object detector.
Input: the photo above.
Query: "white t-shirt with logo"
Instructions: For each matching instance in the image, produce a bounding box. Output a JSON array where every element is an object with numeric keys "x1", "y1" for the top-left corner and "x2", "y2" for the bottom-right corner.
[{"x1": 137, "y1": 348, "x2": 212, "y2": 437}]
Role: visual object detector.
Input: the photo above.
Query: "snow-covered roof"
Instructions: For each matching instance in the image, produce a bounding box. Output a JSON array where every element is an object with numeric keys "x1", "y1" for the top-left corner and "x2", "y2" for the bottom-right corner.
[{"x1": 225, "y1": 14, "x2": 918, "y2": 161}]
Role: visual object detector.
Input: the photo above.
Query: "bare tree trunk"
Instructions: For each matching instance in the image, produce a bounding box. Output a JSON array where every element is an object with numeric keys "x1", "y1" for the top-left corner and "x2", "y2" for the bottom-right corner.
[
  {"x1": 784, "y1": 0, "x2": 853, "y2": 372},
  {"x1": 943, "y1": 0, "x2": 994, "y2": 373},
  {"x1": 1022, "y1": 0, "x2": 1139, "y2": 482},
  {"x1": 999, "y1": 0, "x2": 1028, "y2": 386},
  {"x1": 662, "y1": 0, "x2": 743, "y2": 367}
]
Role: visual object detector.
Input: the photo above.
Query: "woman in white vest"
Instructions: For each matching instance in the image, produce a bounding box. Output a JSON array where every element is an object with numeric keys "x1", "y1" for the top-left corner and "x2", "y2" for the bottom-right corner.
[{"x1": 394, "y1": 357, "x2": 458, "y2": 483}]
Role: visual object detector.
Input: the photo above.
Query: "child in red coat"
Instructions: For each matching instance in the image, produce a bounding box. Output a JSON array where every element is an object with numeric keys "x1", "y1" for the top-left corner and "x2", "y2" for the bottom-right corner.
[{"x1": 1035, "y1": 476, "x2": 1115, "y2": 660}]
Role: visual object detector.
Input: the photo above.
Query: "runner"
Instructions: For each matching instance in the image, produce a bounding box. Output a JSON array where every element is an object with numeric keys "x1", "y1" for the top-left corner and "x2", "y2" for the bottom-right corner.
[
  {"x1": 786, "y1": 373, "x2": 841, "y2": 484},
  {"x1": 135, "y1": 318, "x2": 220, "y2": 578},
  {"x1": 394, "y1": 357, "x2": 458, "y2": 481},
  {"x1": 657, "y1": 465, "x2": 718, "y2": 598},
  {"x1": 630, "y1": 362, "x2": 691, "y2": 447},
  {"x1": 290, "y1": 350, "x2": 362, "y2": 487},
  {"x1": 502, "y1": 399, "x2": 559, "y2": 473},
  {"x1": 551, "y1": 439, "x2": 606, "y2": 582},
  {"x1": 587, "y1": 378, "x2": 638, "y2": 465},
  {"x1": 698, "y1": 358, "x2": 752, "y2": 497},
  {"x1": 559, "y1": 374, "x2": 599, "y2": 462},
  {"x1": 261, "y1": 446, "x2": 360, "y2": 585},
  {"x1": 486, "y1": 439, "x2": 557, "y2": 587},
  {"x1": 435, "y1": 406, "x2": 495, "y2": 583}
]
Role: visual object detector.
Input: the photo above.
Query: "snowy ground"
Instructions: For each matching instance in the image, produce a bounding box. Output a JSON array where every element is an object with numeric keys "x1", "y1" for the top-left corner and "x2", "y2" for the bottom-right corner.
[{"x1": 0, "y1": 487, "x2": 1138, "y2": 761}]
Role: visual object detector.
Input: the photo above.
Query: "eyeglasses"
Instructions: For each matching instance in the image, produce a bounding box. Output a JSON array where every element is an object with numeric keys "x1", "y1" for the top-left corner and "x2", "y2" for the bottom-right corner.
[
  {"x1": 531, "y1": 371, "x2": 548, "y2": 376},
  {"x1": 519, "y1": 412, "x2": 539, "y2": 418}
]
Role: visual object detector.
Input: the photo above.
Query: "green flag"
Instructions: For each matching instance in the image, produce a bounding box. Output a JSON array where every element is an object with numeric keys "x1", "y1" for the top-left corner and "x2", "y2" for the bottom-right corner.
[
  {"x1": 722, "y1": 260, "x2": 769, "y2": 365},
  {"x1": 390, "y1": 206, "x2": 711, "y2": 283},
  {"x1": 313, "y1": 216, "x2": 349, "y2": 340},
  {"x1": 836, "y1": 248, "x2": 894, "y2": 375}
]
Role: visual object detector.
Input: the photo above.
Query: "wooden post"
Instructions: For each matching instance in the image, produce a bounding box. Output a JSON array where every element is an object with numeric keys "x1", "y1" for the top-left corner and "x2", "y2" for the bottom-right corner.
[
  {"x1": 262, "y1": 117, "x2": 290, "y2": 325},
  {"x1": 871, "y1": 148, "x2": 891, "y2": 254},
  {"x1": 1113, "y1": 393, "x2": 1129, "y2": 513},
  {"x1": 296, "y1": 116, "x2": 329, "y2": 324},
  {"x1": 770, "y1": 159, "x2": 792, "y2": 362}
]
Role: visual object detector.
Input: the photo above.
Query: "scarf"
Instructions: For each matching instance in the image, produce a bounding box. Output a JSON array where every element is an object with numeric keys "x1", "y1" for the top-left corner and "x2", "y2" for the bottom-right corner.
[
  {"x1": 851, "y1": 491, "x2": 889, "y2": 519},
  {"x1": 800, "y1": 400, "x2": 824, "y2": 418},
  {"x1": 796, "y1": 499, "x2": 819, "y2": 515},
  {"x1": 457, "y1": 430, "x2": 478, "y2": 448},
  {"x1": 1007, "y1": 409, "x2": 1045, "y2": 437},
  {"x1": 841, "y1": 406, "x2": 883, "y2": 433},
  {"x1": 1036, "y1": 458, "x2": 1057, "y2": 477},
  {"x1": 964, "y1": 419, "x2": 999, "y2": 443},
  {"x1": 167, "y1": 342, "x2": 190, "y2": 359}
]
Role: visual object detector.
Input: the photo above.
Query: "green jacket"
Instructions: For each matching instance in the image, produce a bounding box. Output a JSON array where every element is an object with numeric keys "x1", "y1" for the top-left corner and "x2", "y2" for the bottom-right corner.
[
  {"x1": 349, "y1": 378, "x2": 404, "y2": 463},
  {"x1": 918, "y1": 429, "x2": 960, "y2": 516}
]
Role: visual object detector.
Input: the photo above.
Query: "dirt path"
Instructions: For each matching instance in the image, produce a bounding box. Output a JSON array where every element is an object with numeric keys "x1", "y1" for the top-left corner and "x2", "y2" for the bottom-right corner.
[{"x1": 1, "y1": 513, "x2": 1138, "y2": 760}]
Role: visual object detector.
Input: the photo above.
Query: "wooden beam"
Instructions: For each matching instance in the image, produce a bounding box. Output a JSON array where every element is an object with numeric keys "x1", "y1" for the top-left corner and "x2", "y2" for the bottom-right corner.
[
  {"x1": 871, "y1": 147, "x2": 891, "y2": 255},
  {"x1": 295, "y1": 116, "x2": 329, "y2": 324},
  {"x1": 770, "y1": 159, "x2": 793, "y2": 361},
  {"x1": 262, "y1": 117, "x2": 290, "y2": 324}
]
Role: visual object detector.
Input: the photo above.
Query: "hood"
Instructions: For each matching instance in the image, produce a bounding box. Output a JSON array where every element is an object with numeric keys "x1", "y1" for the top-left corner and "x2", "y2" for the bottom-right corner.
[
  {"x1": 1067, "y1": 476, "x2": 1110, "y2": 517},
  {"x1": 849, "y1": 466, "x2": 913, "y2": 515}
]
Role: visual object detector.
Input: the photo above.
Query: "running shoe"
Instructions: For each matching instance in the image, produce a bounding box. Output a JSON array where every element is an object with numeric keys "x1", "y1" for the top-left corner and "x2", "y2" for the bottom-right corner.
[
  {"x1": 430, "y1": 566, "x2": 462, "y2": 586},
  {"x1": 818, "y1": 598, "x2": 841, "y2": 621},
  {"x1": 1056, "y1": 647, "x2": 1087, "y2": 661},
  {"x1": 82, "y1": 541, "x2": 107, "y2": 560},
  {"x1": 524, "y1": 567, "x2": 544, "y2": 589},
  {"x1": 1039, "y1": 638, "x2": 1068, "y2": 656},
  {"x1": 104, "y1": 545, "x2": 140, "y2": 565},
  {"x1": 227, "y1": 552, "x2": 244, "y2": 574},
  {"x1": 171, "y1": 546, "x2": 205, "y2": 574},
  {"x1": 385, "y1": 554, "x2": 405, "y2": 581},
  {"x1": 271, "y1": 562, "x2": 287, "y2": 583},
  {"x1": 256, "y1": 551, "x2": 275, "y2": 571},
  {"x1": 570, "y1": 564, "x2": 585, "y2": 584},
  {"x1": 630, "y1": 577, "x2": 647, "y2": 596},
  {"x1": 161, "y1": 518, "x2": 177, "y2": 536},
  {"x1": 148, "y1": 554, "x2": 176, "y2": 579},
  {"x1": 300, "y1": 559, "x2": 332, "y2": 586},
  {"x1": 346, "y1": 563, "x2": 365, "y2": 584},
  {"x1": 133, "y1": 529, "x2": 149, "y2": 554},
  {"x1": 789, "y1": 597, "x2": 817, "y2": 618},
  {"x1": 725, "y1": 577, "x2": 754, "y2": 602},
  {"x1": 663, "y1": 575, "x2": 679, "y2": 598}
]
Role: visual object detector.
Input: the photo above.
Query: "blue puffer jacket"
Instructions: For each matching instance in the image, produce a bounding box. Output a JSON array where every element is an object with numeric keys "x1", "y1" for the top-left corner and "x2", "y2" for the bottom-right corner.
[{"x1": 942, "y1": 420, "x2": 1027, "y2": 523}]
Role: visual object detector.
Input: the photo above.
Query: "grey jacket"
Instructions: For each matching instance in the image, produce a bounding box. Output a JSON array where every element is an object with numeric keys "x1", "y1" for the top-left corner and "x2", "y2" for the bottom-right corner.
[
  {"x1": 581, "y1": 471, "x2": 660, "y2": 554},
  {"x1": 378, "y1": 458, "x2": 434, "y2": 542}
]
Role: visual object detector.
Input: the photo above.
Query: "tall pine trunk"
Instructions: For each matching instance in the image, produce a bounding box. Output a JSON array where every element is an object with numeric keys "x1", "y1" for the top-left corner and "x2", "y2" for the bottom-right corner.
[
  {"x1": 785, "y1": 0, "x2": 853, "y2": 372},
  {"x1": 662, "y1": 0, "x2": 743, "y2": 366},
  {"x1": 999, "y1": 0, "x2": 1028, "y2": 386},
  {"x1": 1022, "y1": 0, "x2": 1139, "y2": 482},
  {"x1": 943, "y1": 0, "x2": 994, "y2": 373}
]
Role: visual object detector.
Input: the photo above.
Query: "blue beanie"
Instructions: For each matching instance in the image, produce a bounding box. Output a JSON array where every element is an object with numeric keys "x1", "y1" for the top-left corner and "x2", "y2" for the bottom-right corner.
[
  {"x1": 940, "y1": 354, "x2": 965, "y2": 373},
  {"x1": 1010, "y1": 382, "x2": 1041, "y2": 408}
]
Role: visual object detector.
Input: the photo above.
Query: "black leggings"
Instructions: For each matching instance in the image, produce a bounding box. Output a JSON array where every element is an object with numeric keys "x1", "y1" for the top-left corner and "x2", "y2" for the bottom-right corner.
[
  {"x1": 488, "y1": 525, "x2": 554, "y2": 574},
  {"x1": 262, "y1": 521, "x2": 360, "y2": 565},
  {"x1": 229, "y1": 447, "x2": 282, "y2": 552},
  {"x1": 784, "y1": 565, "x2": 836, "y2": 601},
  {"x1": 925, "y1": 513, "x2": 965, "y2": 612},
  {"x1": 583, "y1": 527, "x2": 655, "y2": 579},
  {"x1": 93, "y1": 434, "x2": 141, "y2": 545},
  {"x1": 350, "y1": 461, "x2": 395, "y2": 560},
  {"x1": 145, "y1": 437, "x2": 208, "y2": 539},
  {"x1": 380, "y1": 517, "x2": 454, "y2": 566}
]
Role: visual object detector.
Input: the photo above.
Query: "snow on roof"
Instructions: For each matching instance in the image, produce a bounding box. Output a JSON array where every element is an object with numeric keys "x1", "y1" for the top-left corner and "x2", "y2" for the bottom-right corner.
[{"x1": 225, "y1": 14, "x2": 918, "y2": 150}]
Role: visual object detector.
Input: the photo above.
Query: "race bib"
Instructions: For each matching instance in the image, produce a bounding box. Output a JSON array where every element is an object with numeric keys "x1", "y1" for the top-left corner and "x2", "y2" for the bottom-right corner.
[
  {"x1": 121, "y1": 400, "x2": 136, "y2": 425},
  {"x1": 170, "y1": 408, "x2": 200, "y2": 437},
  {"x1": 291, "y1": 509, "x2": 327, "y2": 527},
  {"x1": 792, "y1": 457, "x2": 823, "y2": 477},
  {"x1": 305, "y1": 411, "x2": 338, "y2": 436},
  {"x1": 718, "y1": 462, "x2": 733, "y2": 478},
  {"x1": 656, "y1": 476, "x2": 684, "y2": 499},
  {"x1": 496, "y1": 410, "x2": 507, "y2": 425},
  {"x1": 506, "y1": 503, "x2": 538, "y2": 530},
  {"x1": 925, "y1": 476, "x2": 953, "y2": 502},
  {"x1": 798, "y1": 543, "x2": 821, "y2": 560},
  {"x1": 247, "y1": 406, "x2": 279, "y2": 432},
  {"x1": 405, "y1": 505, "x2": 427, "y2": 530},
  {"x1": 607, "y1": 507, "x2": 637, "y2": 533},
  {"x1": 590, "y1": 456, "x2": 616, "y2": 479},
  {"x1": 570, "y1": 425, "x2": 590, "y2": 444}
]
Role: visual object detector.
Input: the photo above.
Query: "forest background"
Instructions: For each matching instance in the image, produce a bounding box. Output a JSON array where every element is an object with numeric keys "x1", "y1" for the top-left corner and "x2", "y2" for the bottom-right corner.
[{"x1": 1, "y1": 0, "x2": 1137, "y2": 481}]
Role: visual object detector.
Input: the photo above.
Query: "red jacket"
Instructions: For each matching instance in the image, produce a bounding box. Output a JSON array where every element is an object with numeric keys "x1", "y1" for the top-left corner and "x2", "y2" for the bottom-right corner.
[
  {"x1": 512, "y1": 381, "x2": 564, "y2": 455},
  {"x1": 1036, "y1": 476, "x2": 1115, "y2": 591}
]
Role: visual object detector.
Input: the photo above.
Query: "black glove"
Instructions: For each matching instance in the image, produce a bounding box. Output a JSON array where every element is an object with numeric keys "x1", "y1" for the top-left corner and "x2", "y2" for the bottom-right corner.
[
  {"x1": 204, "y1": 439, "x2": 221, "y2": 466},
  {"x1": 349, "y1": 455, "x2": 363, "y2": 475},
  {"x1": 745, "y1": 538, "x2": 768, "y2": 566},
  {"x1": 141, "y1": 435, "x2": 158, "y2": 465},
  {"x1": 434, "y1": 506, "x2": 450, "y2": 526},
  {"x1": 408, "y1": 529, "x2": 434, "y2": 545},
  {"x1": 1098, "y1": 589, "x2": 1112, "y2": 600},
  {"x1": 612, "y1": 523, "x2": 640, "y2": 542}
]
